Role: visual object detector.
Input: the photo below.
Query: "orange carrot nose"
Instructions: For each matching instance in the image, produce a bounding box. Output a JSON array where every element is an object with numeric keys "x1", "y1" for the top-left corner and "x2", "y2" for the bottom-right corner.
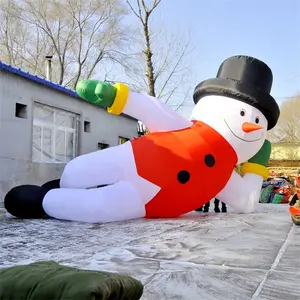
[{"x1": 242, "y1": 122, "x2": 263, "y2": 133}]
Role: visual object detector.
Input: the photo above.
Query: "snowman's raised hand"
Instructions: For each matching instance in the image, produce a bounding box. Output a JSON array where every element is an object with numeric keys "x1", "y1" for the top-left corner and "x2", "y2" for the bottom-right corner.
[
  {"x1": 76, "y1": 80, "x2": 191, "y2": 133},
  {"x1": 76, "y1": 80, "x2": 129, "y2": 115},
  {"x1": 241, "y1": 139, "x2": 271, "y2": 180}
]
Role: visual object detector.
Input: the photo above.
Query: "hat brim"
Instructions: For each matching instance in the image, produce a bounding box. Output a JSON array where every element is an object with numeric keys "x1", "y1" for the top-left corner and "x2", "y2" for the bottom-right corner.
[{"x1": 193, "y1": 78, "x2": 280, "y2": 130}]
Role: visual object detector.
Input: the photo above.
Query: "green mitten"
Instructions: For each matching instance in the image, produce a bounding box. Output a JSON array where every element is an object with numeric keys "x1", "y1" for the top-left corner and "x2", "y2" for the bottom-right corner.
[
  {"x1": 76, "y1": 80, "x2": 117, "y2": 108},
  {"x1": 95, "y1": 81, "x2": 117, "y2": 106},
  {"x1": 248, "y1": 139, "x2": 271, "y2": 167}
]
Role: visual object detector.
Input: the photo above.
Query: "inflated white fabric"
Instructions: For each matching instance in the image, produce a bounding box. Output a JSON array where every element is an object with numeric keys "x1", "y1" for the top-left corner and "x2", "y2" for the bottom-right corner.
[
  {"x1": 123, "y1": 91, "x2": 192, "y2": 132},
  {"x1": 43, "y1": 142, "x2": 160, "y2": 223},
  {"x1": 216, "y1": 172, "x2": 264, "y2": 214},
  {"x1": 43, "y1": 181, "x2": 146, "y2": 223},
  {"x1": 60, "y1": 143, "x2": 129, "y2": 189}
]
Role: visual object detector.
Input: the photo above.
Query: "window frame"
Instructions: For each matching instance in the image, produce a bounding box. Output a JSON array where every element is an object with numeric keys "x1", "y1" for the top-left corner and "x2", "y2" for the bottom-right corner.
[
  {"x1": 98, "y1": 142, "x2": 109, "y2": 150},
  {"x1": 118, "y1": 136, "x2": 130, "y2": 145},
  {"x1": 32, "y1": 102, "x2": 79, "y2": 164}
]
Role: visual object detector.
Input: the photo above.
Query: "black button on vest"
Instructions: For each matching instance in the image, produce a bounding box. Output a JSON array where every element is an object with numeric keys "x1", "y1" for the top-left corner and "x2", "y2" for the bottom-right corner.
[
  {"x1": 205, "y1": 154, "x2": 215, "y2": 167},
  {"x1": 177, "y1": 170, "x2": 190, "y2": 184}
]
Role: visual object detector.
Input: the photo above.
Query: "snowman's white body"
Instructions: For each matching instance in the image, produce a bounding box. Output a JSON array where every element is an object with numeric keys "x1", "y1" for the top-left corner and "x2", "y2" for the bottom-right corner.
[{"x1": 43, "y1": 91, "x2": 267, "y2": 223}]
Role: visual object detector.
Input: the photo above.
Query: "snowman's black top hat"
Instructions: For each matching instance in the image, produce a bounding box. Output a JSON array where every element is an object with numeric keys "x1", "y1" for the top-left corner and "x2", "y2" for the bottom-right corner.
[{"x1": 193, "y1": 55, "x2": 280, "y2": 130}]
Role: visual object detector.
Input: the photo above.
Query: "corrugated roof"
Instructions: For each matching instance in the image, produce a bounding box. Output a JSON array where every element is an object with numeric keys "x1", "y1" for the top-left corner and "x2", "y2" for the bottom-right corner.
[
  {"x1": 0, "y1": 61, "x2": 78, "y2": 98},
  {"x1": 0, "y1": 60, "x2": 136, "y2": 120}
]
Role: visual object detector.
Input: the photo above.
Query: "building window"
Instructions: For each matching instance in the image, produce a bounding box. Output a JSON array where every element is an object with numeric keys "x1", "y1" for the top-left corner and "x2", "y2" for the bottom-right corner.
[
  {"x1": 98, "y1": 143, "x2": 109, "y2": 150},
  {"x1": 84, "y1": 121, "x2": 91, "y2": 133},
  {"x1": 15, "y1": 103, "x2": 27, "y2": 119},
  {"x1": 119, "y1": 136, "x2": 130, "y2": 145},
  {"x1": 32, "y1": 102, "x2": 79, "y2": 163}
]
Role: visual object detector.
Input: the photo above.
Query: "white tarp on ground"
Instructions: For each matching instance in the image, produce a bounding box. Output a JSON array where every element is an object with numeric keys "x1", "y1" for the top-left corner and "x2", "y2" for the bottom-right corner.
[{"x1": 0, "y1": 204, "x2": 299, "y2": 300}]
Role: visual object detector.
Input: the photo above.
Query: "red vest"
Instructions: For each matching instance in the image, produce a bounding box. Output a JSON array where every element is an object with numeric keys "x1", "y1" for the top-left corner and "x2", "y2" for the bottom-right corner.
[{"x1": 131, "y1": 121, "x2": 237, "y2": 218}]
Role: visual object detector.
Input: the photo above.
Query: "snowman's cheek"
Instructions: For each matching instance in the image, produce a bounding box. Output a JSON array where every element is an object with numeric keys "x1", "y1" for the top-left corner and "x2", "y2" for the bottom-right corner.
[
  {"x1": 225, "y1": 119, "x2": 265, "y2": 142},
  {"x1": 246, "y1": 131, "x2": 266, "y2": 143}
]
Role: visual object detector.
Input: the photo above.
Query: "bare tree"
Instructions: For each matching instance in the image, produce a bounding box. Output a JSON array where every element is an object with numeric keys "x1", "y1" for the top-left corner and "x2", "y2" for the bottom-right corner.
[
  {"x1": 0, "y1": 0, "x2": 48, "y2": 74},
  {"x1": 0, "y1": 0, "x2": 22, "y2": 66},
  {"x1": 124, "y1": 0, "x2": 195, "y2": 106},
  {"x1": 125, "y1": 0, "x2": 161, "y2": 96},
  {"x1": 268, "y1": 94, "x2": 300, "y2": 144},
  {"x1": 0, "y1": 0, "x2": 129, "y2": 89}
]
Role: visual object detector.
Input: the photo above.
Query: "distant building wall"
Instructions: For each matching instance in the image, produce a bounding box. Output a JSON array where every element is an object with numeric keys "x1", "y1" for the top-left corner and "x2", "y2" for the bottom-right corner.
[
  {"x1": 0, "y1": 70, "x2": 138, "y2": 203},
  {"x1": 270, "y1": 143, "x2": 300, "y2": 160}
]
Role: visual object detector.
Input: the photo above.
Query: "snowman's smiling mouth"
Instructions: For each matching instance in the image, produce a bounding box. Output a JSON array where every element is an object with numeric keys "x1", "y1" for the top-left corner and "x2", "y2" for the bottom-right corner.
[{"x1": 224, "y1": 119, "x2": 261, "y2": 142}]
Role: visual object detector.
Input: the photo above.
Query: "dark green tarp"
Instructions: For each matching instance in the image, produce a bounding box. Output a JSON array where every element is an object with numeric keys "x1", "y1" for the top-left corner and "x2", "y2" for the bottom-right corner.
[{"x1": 0, "y1": 261, "x2": 144, "y2": 300}]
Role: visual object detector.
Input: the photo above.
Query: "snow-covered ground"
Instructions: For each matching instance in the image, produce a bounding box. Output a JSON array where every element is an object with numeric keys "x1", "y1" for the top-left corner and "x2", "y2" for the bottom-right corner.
[{"x1": 0, "y1": 204, "x2": 299, "y2": 300}]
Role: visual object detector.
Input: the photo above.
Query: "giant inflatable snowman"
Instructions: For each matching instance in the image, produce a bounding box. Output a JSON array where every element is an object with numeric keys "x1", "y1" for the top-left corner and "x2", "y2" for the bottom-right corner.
[{"x1": 4, "y1": 55, "x2": 280, "y2": 223}]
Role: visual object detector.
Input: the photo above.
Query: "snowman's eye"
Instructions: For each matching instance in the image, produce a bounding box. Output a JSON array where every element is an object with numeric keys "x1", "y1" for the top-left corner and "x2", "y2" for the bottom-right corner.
[
  {"x1": 255, "y1": 117, "x2": 260, "y2": 124},
  {"x1": 240, "y1": 109, "x2": 245, "y2": 116}
]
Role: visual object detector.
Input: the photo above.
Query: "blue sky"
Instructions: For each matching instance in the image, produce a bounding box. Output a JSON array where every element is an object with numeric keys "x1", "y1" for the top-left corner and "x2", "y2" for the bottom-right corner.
[
  {"x1": 158, "y1": 0, "x2": 300, "y2": 99},
  {"x1": 127, "y1": 0, "x2": 300, "y2": 115}
]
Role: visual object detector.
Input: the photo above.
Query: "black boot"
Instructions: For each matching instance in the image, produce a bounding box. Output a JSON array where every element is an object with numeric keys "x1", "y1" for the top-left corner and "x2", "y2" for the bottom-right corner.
[
  {"x1": 214, "y1": 198, "x2": 220, "y2": 213},
  {"x1": 203, "y1": 202, "x2": 210, "y2": 213},
  {"x1": 221, "y1": 202, "x2": 227, "y2": 213},
  {"x1": 4, "y1": 179, "x2": 60, "y2": 219}
]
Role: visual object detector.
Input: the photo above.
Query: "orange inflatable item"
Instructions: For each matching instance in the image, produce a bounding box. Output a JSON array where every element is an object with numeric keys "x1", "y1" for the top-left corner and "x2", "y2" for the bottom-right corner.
[
  {"x1": 290, "y1": 206, "x2": 300, "y2": 217},
  {"x1": 289, "y1": 175, "x2": 300, "y2": 225},
  {"x1": 131, "y1": 120, "x2": 238, "y2": 218},
  {"x1": 295, "y1": 177, "x2": 300, "y2": 198}
]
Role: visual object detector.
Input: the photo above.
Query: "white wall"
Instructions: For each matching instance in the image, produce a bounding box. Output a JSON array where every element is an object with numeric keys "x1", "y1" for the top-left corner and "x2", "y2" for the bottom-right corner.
[{"x1": 0, "y1": 70, "x2": 138, "y2": 203}]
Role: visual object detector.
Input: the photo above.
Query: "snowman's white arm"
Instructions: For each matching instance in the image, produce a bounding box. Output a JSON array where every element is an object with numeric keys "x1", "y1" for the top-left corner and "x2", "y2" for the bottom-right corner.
[
  {"x1": 216, "y1": 171, "x2": 263, "y2": 213},
  {"x1": 122, "y1": 91, "x2": 192, "y2": 132}
]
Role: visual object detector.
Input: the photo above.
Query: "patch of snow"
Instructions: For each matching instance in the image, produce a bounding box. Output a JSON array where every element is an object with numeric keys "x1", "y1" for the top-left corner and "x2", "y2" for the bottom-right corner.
[{"x1": 0, "y1": 204, "x2": 298, "y2": 300}]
